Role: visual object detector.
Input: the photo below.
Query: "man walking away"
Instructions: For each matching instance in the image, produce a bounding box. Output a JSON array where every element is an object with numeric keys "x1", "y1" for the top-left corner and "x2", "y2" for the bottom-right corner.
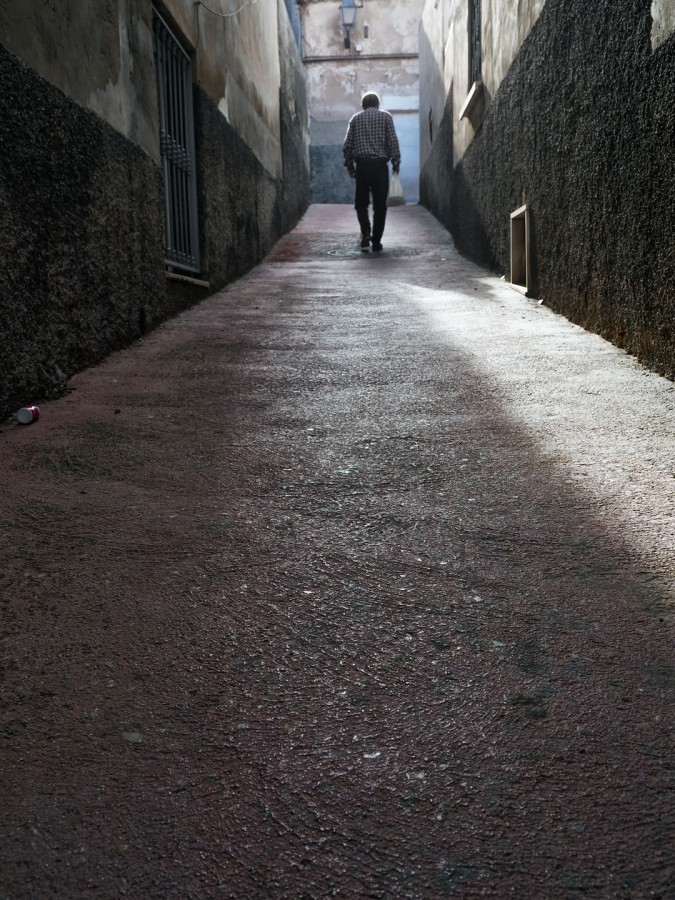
[{"x1": 343, "y1": 92, "x2": 401, "y2": 253}]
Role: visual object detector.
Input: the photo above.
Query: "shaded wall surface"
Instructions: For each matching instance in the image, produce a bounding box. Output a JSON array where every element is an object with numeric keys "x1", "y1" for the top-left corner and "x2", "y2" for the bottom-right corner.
[
  {"x1": 0, "y1": 0, "x2": 158, "y2": 158},
  {"x1": 192, "y1": 2, "x2": 310, "y2": 297},
  {"x1": 0, "y1": 2, "x2": 310, "y2": 421},
  {"x1": 421, "y1": 0, "x2": 675, "y2": 377},
  {"x1": 0, "y1": 45, "x2": 166, "y2": 417}
]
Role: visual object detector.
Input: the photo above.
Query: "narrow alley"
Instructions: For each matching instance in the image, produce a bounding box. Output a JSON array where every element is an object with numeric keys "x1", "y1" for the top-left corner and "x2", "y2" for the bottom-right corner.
[{"x1": 1, "y1": 205, "x2": 673, "y2": 897}]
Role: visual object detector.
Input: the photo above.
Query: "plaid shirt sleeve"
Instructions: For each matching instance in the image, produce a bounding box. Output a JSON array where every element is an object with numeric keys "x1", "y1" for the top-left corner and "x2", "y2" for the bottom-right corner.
[
  {"x1": 385, "y1": 114, "x2": 401, "y2": 169},
  {"x1": 343, "y1": 118, "x2": 356, "y2": 170}
]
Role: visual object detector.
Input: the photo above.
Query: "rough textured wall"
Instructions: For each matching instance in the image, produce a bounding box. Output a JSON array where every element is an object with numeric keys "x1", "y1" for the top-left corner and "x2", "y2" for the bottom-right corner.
[
  {"x1": 0, "y1": 2, "x2": 310, "y2": 421},
  {"x1": 420, "y1": 0, "x2": 545, "y2": 170},
  {"x1": 193, "y1": 1, "x2": 309, "y2": 292},
  {"x1": 421, "y1": 0, "x2": 675, "y2": 377},
  {"x1": 310, "y1": 141, "x2": 354, "y2": 204},
  {"x1": 0, "y1": 0, "x2": 158, "y2": 160},
  {"x1": 0, "y1": 45, "x2": 166, "y2": 420}
]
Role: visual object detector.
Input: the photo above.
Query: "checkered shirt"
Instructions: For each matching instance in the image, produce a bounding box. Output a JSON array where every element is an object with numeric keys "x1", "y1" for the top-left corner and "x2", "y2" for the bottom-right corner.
[{"x1": 343, "y1": 107, "x2": 401, "y2": 170}]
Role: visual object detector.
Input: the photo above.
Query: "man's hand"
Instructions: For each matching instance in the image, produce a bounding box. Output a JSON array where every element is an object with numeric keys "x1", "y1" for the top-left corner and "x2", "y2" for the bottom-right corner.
[
  {"x1": 347, "y1": 168, "x2": 356, "y2": 179},
  {"x1": 393, "y1": 165, "x2": 400, "y2": 175}
]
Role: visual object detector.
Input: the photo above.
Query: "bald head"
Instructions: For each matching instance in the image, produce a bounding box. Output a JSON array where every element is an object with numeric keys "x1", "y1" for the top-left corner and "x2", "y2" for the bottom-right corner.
[{"x1": 361, "y1": 92, "x2": 381, "y2": 110}]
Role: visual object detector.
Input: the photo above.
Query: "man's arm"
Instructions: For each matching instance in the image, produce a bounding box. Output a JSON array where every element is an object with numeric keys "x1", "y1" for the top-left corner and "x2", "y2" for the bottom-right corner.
[
  {"x1": 343, "y1": 119, "x2": 356, "y2": 177},
  {"x1": 386, "y1": 115, "x2": 401, "y2": 173}
]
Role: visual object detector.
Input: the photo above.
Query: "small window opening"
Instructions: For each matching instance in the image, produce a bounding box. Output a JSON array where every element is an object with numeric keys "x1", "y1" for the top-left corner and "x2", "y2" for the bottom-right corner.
[{"x1": 510, "y1": 204, "x2": 529, "y2": 294}]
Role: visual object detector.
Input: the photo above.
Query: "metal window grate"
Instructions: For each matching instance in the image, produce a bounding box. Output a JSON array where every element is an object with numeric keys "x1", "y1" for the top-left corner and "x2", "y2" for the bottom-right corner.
[
  {"x1": 153, "y1": 10, "x2": 200, "y2": 272},
  {"x1": 469, "y1": 0, "x2": 482, "y2": 87}
]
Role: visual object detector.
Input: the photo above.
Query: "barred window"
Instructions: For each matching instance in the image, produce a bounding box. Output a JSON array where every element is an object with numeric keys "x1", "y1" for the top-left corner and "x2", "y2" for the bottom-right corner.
[{"x1": 153, "y1": 9, "x2": 201, "y2": 273}]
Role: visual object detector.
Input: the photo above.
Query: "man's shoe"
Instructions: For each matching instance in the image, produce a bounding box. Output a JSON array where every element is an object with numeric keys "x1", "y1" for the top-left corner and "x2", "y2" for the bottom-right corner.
[
  {"x1": 360, "y1": 234, "x2": 371, "y2": 251},
  {"x1": 372, "y1": 241, "x2": 383, "y2": 252}
]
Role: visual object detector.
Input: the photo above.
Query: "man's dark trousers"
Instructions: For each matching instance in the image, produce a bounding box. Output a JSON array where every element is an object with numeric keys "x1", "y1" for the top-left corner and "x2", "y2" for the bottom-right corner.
[{"x1": 354, "y1": 159, "x2": 389, "y2": 243}]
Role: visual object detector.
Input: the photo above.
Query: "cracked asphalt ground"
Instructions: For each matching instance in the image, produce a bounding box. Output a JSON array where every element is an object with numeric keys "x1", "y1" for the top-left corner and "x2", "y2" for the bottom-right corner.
[{"x1": 1, "y1": 205, "x2": 673, "y2": 898}]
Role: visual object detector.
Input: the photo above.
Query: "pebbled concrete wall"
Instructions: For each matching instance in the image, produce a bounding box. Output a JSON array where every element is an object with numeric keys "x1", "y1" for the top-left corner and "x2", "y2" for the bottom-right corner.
[
  {"x1": 0, "y1": 0, "x2": 159, "y2": 160},
  {"x1": 0, "y1": 44, "x2": 166, "y2": 419},
  {"x1": 420, "y1": 0, "x2": 546, "y2": 174},
  {"x1": 420, "y1": 0, "x2": 675, "y2": 377}
]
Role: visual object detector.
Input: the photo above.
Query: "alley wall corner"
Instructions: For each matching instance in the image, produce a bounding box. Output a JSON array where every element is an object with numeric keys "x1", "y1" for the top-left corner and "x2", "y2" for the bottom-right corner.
[
  {"x1": 419, "y1": 0, "x2": 675, "y2": 377},
  {"x1": 0, "y1": 0, "x2": 310, "y2": 421}
]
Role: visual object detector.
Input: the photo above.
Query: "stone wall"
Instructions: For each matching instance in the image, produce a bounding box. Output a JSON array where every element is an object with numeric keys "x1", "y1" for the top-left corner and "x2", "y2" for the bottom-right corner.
[{"x1": 420, "y1": 0, "x2": 675, "y2": 377}]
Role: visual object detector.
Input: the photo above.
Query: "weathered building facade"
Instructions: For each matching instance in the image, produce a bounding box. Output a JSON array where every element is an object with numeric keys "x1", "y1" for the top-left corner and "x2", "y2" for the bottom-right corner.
[
  {"x1": 0, "y1": 0, "x2": 310, "y2": 420},
  {"x1": 420, "y1": 0, "x2": 675, "y2": 376},
  {"x1": 300, "y1": 0, "x2": 425, "y2": 204}
]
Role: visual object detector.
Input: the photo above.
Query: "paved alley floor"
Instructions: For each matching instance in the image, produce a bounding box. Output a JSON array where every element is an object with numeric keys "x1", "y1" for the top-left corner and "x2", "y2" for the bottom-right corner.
[{"x1": 1, "y1": 205, "x2": 673, "y2": 898}]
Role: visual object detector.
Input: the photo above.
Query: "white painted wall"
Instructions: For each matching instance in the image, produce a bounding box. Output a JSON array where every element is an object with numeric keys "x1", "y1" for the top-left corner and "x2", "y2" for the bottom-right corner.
[
  {"x1": 301, "y1": 0, "x2": 426, "y2": 202},
  {"x1": 651, "y1": 0, "x2": 675, "y2": 49}
]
